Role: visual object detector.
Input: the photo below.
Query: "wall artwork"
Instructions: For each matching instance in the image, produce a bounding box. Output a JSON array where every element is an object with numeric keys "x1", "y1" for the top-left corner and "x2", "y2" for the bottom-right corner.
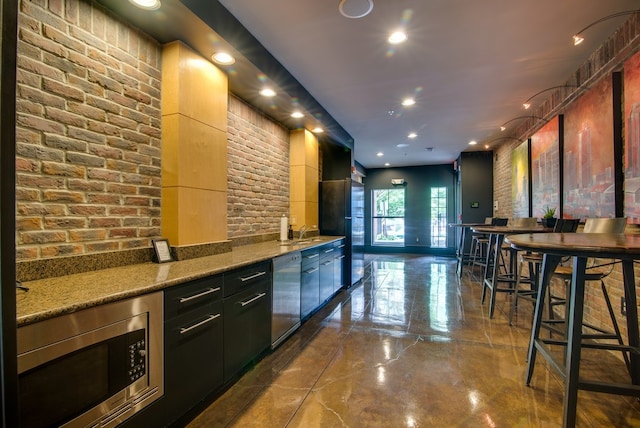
[
  {"x1": 624, "y1": 50, "x2": 640, "y2": 224},
  {"x1": 531, "y1": 116, "x2": 560, "y2": 218},
  {"x1": 563, "y1": 76, "x2": 615, "y2": 219},
  {"x1": 511, "y1": 140, "x2": 529, "y2": 217}
]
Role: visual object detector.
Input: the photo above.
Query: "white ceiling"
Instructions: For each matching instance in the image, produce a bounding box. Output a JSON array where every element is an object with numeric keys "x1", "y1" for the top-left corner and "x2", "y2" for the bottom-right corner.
[
  {"x1": 216, "y1": 0, "x2": 639, "y2": 168},
  {"x1": 101, "y1": 0, "x2": 640, "y2": 169}
]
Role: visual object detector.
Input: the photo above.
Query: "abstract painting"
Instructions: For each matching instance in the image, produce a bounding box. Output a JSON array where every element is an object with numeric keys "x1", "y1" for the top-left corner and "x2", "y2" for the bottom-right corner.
[{"x1": 531, "y1": 117, "x2": 560, "y2": 218}]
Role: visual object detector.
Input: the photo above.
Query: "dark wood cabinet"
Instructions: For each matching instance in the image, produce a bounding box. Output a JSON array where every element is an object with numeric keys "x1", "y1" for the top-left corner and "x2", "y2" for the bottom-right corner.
[
  {"x1": 223, "y1": 261, "x2": 271, "y2": 381},
  {"x1": 163, "y1": 275, "x2": 224, "y2": 425},
  {"x1": 300, "y1": 248, "x2": 320, "y2": 319}
]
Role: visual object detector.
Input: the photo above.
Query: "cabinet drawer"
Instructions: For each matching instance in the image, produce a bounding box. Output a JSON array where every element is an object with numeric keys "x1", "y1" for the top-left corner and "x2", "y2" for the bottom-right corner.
[
  {"x1": 164, "y1": 300, "x2": 223, "y2": 424},
  {"x1": 224, "y1": 261, "x2": 271, "y2": 298},
  {"x1": 301, "y1": 249, "x2": 320, "y2": 268},
  {"x1": 223, "y1": 283, "x2": 271, "y2": 380},
  {"x1": 319, "y1": 244, "x2": 335, "y2": 261},
  {"x1": 165, "y1": 275, "x2": 223, "y2": 319}
]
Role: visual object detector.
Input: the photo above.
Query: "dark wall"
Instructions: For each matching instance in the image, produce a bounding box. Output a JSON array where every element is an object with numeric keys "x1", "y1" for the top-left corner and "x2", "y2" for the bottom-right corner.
[
  {"x1": 458, "y1": 152, "x2": 494, "y2": 223},
  {"x1": 321, "y1": 141, "x2": 352, "y2": 180},
  {"x1": 364, "y1": 164, "x2": 456, "y2": 254}
]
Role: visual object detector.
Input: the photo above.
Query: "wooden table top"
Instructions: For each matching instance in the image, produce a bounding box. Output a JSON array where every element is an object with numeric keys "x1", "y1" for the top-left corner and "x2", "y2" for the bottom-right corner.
[
  {"x1": 507, "y1": 233, "x2": 640, "y2": 258},
  {"x1": 471, "y1": 225, "x2": 549, "y2": 234}
]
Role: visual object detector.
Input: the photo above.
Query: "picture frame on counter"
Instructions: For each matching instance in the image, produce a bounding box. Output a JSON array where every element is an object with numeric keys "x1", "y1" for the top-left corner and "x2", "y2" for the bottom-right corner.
[{"x1": 152, "y1": 238, "x2": 175, "y2": 263}]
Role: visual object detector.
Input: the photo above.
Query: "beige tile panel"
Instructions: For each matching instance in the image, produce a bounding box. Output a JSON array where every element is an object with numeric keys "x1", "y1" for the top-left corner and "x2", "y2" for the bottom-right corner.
[
  {"x1": 162, "y1": 114, "x2": 227, "y2": 190},
  {"x1": 304, "y1": 165, "x2": 318, "y2": 203},
  {"x1": 162, "y1": 41, "x2": 228, "y2": 131},
  {"x1": 162, "y1": 187, "x2": 227, "y2": 246},
  {"x1": 290, "y1": 129, "x2": 318, "y2": 168}
]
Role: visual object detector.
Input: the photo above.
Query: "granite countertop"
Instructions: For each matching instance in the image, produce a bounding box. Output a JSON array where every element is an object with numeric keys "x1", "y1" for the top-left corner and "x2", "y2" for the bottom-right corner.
[{"x1": 17, "y1": 236, "x2": 343, "y2": 326}]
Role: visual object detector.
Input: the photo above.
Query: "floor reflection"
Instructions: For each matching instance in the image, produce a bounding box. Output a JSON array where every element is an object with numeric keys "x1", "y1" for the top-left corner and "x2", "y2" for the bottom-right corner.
[{"x1": 187, "y1": 254, "x2": 640, "y2": 428}]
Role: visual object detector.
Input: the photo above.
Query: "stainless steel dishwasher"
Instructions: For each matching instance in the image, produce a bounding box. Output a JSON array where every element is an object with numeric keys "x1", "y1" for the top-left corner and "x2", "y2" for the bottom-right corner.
[{"x1": 271, "y1": 251, "x2": 302, "y2": 348}]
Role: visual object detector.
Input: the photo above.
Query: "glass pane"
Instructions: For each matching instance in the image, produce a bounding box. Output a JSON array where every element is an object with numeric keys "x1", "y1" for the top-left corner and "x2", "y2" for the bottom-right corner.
[
  {"x1": 430, "y1": 187, "x2": 447, "y2": 247},
  {"x1": 373, "y1": 217, "x2": 405, "y2": 244},
  {"x1": 373, "y1": 189, "x2": 405, "y2": 217}
]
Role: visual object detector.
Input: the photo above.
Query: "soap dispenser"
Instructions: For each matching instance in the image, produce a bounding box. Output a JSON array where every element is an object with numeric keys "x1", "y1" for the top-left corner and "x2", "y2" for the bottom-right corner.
[{"x1": 288, "y1": 224, "x2": 294, "y2": 240}]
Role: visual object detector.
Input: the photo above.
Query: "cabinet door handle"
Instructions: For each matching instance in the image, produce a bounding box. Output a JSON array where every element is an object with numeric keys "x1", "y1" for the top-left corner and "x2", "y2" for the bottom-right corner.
[
  {"x1": 179, "y1": 313, "x2": 221, "y2": 334},
  {"x1": 338, "y1": 244, "x2": 345, "y2": 249},
  {"x1": 304, "y1": 267, "x2": 319, "y2": 274},
  {"x1": 324, "y1": 248, "x2": 334, "y2": 254},
  {"x1": 304, "y1": 254, "x2": 319, "y2": 259},
  {"x1": 178, "y1": 287, "x2": 221, "y2": 303},
  {"x1": 337, "y1": 255, "x2": 346, "y2": 260},
  {"x1": 239, "y1": 292, "x2": 267, "y2": 307},
  {"x1": 239, "y1": 271, "x2": 267, "y2": 282},
  {"x1": 321, "y1": 261, "x2": 333, "y2": 266}
]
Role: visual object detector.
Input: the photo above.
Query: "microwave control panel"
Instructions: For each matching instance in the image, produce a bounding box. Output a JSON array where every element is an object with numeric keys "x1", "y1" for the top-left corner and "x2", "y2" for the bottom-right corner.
[{"x1": 128, "y1": 329, "x2": 146, "y2": 382}]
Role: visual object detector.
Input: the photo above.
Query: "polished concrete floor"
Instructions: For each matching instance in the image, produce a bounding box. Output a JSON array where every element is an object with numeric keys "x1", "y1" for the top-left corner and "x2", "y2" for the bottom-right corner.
[{"x1": 186, "y1": 254, "x2": 640, "y2": 427}]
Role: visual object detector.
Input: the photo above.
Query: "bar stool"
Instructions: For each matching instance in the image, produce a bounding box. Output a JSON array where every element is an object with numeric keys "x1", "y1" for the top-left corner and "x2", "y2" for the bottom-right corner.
[
  {"x1": 547, "y1": 217, "x2": 630, "y2": 370},
  {"x1": 508, "y1": 218, "x2": 580, "y2": 326},
  {"x1": 468, "y1": 217, "x2": 507, "y2": 282}
]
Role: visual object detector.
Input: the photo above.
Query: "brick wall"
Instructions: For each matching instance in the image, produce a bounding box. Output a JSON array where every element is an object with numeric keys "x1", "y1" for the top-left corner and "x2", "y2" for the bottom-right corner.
[
  {"x1": 227, "y1": 95, "x2": 290, "y2": 238},
  {"x1": 15, "y1": 0, "x2": 162, "y2": 261}
]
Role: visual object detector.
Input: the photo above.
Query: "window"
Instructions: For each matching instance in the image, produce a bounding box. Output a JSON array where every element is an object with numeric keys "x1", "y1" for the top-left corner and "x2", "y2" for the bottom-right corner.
[
  {"x1": 372, "y1": 188, "x2": 405, "y2": 245},
  {"x1": 430, "y1": 187, "x2": 447, "y2": 247}
]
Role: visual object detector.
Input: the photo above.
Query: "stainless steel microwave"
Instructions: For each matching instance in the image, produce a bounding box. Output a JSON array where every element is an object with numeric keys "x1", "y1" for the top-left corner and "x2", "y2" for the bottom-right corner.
[{"x1": 17, "y1": 291, "x2": 163, "y2": 428}]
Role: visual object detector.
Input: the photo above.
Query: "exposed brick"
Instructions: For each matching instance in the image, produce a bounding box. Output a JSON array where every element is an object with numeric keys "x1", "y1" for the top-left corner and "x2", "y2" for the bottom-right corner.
[
  {"x1": 68, "y1": 205, "x2": 106, "y2": 216},
  {"x1": 44, "y1": 217, "x2": 86, "y2": 229},
  {"x1": 41, "y1": 161, "x2": 84, "y2": 177},
  {"x1": 69, "y1": 229, "x2": 107, "y2": 242},
  {"x1": 43, "y1": 189, "x2": 85, "y2": 203},
  {"x1": 66, "y1": 152, "x2": 105, "y2": 168},
  {"x1": 87, "y1": 193, "x2": 120, "y2": 205},
  {"x1": 18, "y1": 85, "x2": 66, "y2": 109},
  {"x1": 107, "y1": 183, "x2": 136, "y2": 195},
  {"x1": 67, "y1": 179, "x2": 105, "y2": 192},
  {"x1": 88, "y1": 143, "x2": 122, "y2": 160},
  {"x1": 17, "y1": 174, "x2": 65, "y2": 189},
  {"x1": 85, "y1": 241, "x2": 119, "y2": 252},
  {"x1": 87, "y1": 69, "x2": 122, "y2": 92},
  {"x1": 44, "y1": 134, "x2": 88, "y2": 152},
  {"x1": 67, "y1": 126, "x2": 106, "y2": 144},
  {"x1": 17, "y1": 202, "x2": 66, "y2": 216},
  {"x1": 87, "y1": 168, "x2": 121, "y2": 182},
  {"x1": 20, "y1": 230, "x2": 67, "y2": 244},
  {"x1": 68, "y1": 101, "x2": 106, "y2": 121},
  {"x1": 109, "y1": 228, "x2": 136, "y2": 238},
  {"x1": 43, "y1": 77, "x2": 85, "y2": 101},
  {"x1": 16, "y1": 247, "x2": 39, "y2": 260},
  {"x1": 17, "y1": 217, "x2": 43, "y2": 231},
  {"x1": 16, "y1": 157, "x2": 40, "y2": 173},
  {"x1": 45, "y1": 106, "x2": 87, "y2": 128},
  {"x1": 43, "y1": 23, "x2": 84, "y2": 54},
  {"x1": 17, "y1": 113, "x2": 65, "y2": 134},
  {"x1": 124, "y1": 196, "x2": 149, "y2": 207},
  {"x1": 41, "y1": 244, "x2": 83, "y2": 257},
  {"x1": 89, "y1": 217, "x2": 121, "y2": 228}
]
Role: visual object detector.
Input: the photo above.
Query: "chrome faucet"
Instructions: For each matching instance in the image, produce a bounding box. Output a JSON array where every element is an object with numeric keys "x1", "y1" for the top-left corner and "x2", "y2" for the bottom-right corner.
[{"x1": 299, "y1": 224, "x2": 309, "y2": 240}]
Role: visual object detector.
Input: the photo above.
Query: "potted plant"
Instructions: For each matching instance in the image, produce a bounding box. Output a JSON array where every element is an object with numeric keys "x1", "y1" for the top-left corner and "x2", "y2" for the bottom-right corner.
[{"x1": 542, "y1": 206, "x2": 556, "y2": 228}]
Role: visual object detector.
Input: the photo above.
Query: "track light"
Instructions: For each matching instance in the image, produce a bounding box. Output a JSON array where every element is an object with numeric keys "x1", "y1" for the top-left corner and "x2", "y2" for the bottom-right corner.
[
  {"x1": 572, "y1": 10, "x2": 639, "y2": 45},
  {"x1": 500, "y1": 116, "x2": 548, "y2": 132},
  {"x1": 522, "y1": 85, "x2": 577, "y2": 109}
]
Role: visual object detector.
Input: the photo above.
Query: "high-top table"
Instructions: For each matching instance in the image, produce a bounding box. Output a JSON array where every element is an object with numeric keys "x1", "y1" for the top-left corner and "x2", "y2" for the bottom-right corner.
[
  {"x1": 508, "y1": 232, "x2": 640, "y2": 428},
  {"x1": 471, "y1": 225, "x2": 549, "y2": 318}
]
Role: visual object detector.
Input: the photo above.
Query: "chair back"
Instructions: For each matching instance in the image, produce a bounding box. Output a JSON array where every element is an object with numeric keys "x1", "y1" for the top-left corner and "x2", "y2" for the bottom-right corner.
[
  {"x1": 583, "y1": 218, "x2": 626, "y2": 234},
  {"x1": 553, "y1": 218, "x2": 580, "y2": 233},
  {"x1": 508, "y1": 217, "x2": 538, "y2": 228},
  {"x1": 491, "y1": 217, "x2": 508, "y2": 226}
]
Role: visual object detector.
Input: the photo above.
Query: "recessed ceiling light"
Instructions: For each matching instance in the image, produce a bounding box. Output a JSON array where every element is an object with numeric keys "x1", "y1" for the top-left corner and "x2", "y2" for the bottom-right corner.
[
  {"x1": 485, "y1": 144, "x2": 490, "y2": 149},
  {"x1": 468, "y1": 140, "x2": 478, "y2": 146},
  {"x1": 259, "y1": 88, "x2": 276, "y2": 97},
  {"x1": 291, "y1": 111, "x2": 304, "y2": 119},
  {"x1": 338, "y1": 0, "x2": 374, "y2": 19},
  {"x1": 211, "y1": 52, "x2": 235, "y2": 65},
  {"x1": 312, "y1": 127, "x2": 324, "y2": 133},
  {"x1": 500, "y1": 126, "x2": 507, "y2": 132},
  {"x1": 401, "y1": 98, "x2": 415, "y2": 107},
  {"x1": 407, "y1": 132, "x2": 417, "y2": 139},
  {"x1": 397, "y1": 143, "x2": 409, "y2": 148},
  {"x1": 128, "y1": 0, "x2": 161, "y2": 10},
  {"x1": 388, "y1": 31, "x2": 407, "y2": 44},
  {"x1": 384, "y1": 162, "x2": 391, "y2": 167},
  {"x1": 377, "y1": 152, "x2": 384, "y2": 157}
]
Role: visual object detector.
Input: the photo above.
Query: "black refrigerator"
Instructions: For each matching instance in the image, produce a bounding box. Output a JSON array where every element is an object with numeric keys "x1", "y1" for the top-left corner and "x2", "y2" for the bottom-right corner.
[{"x1": 319, "y1": 179, "x2": 364, "y2": 287}]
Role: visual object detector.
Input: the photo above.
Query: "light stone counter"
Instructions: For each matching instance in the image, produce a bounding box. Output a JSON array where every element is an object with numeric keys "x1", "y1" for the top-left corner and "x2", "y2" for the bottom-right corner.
[{"x1": 17, "y1": 236, "x2": 343, "y2": 326}]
